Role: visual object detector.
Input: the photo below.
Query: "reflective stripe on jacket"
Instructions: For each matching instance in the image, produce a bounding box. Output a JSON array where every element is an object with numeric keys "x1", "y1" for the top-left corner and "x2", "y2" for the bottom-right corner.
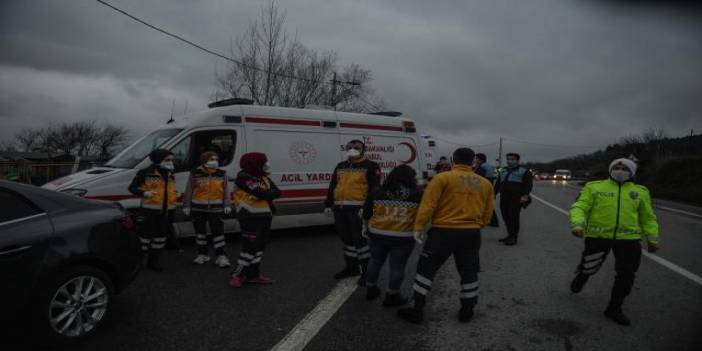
[
  {"x1": 128, "y1": 166, "x2": 177, "y2": 213},
  {"x1": 414, "y1": 164, "x2": 495, "y2": 231},
  {"x1": 325, "y1": 158, "x2": 381, "y2": 207},
  {"x1": 570, "y1": 179, "x2": 659, "y2": 242},
  {"x1": 183, "y1": 167, "x2": 230, "y2": 212},
  {"x1": 233, "y1": 172, "x2": 281, "y2": 218},
  {"x1": 363, "y1": 186, "x2": 423, "y2": 238}
]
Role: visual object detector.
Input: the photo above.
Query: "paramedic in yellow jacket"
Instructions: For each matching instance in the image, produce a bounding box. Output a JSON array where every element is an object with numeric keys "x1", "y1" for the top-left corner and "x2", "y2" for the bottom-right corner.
[
  {"x1": 362, "y1": 164, "x2": 423, "y2": 306},
  {"x1": 398, "y1": 148, "x2": 494, "y2": 324},
  {"x1": 228, "y1": 152, "x2": 281, "y2": 288},
  {"x1": 182, "y1": 151, "x2": 232, "y2": 268},
  {"x1": 128, "y1": 149, "x2": 178, "y2": 272},
  {"x1": 569, "y1": 158, "x2": 660, "y2": 326},
  {"x1": 325, "y1": 139, "x2": 381, "y2": 283}
]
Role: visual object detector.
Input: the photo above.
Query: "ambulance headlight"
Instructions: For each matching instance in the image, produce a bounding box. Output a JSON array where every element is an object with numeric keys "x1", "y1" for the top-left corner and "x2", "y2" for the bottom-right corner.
[{"x1": 61, "y1": 188, "x2": 88, "y2": 197}]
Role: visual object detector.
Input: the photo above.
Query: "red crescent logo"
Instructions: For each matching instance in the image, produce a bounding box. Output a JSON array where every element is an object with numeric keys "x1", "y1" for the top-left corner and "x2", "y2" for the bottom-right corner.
[{"x1": 397, "y1": 142, "x2": 417, "y2": 164}]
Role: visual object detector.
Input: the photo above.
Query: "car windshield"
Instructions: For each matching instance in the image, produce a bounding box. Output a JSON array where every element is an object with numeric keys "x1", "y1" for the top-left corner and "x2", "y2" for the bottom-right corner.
[{"x1": 105, "y1": 128, "x2": 183, "y2": 168}]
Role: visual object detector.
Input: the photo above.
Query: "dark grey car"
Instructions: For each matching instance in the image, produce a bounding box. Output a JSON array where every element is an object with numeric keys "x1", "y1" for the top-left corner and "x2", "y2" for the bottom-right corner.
[{"x1": 0, "y1": 180, "x2": 141, "y2": 345}]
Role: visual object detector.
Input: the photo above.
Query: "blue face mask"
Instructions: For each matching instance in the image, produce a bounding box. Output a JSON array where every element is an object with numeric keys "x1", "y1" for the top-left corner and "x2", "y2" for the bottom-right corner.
[{"x1": 506, "y1": 160, "x2": 518, "y2": 168}]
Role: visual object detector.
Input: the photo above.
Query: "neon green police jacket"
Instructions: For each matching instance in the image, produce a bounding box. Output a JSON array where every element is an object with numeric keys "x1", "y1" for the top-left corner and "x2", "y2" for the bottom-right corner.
[{"x1": 570, "y1": 179, "x2": 659, "y2": 244}]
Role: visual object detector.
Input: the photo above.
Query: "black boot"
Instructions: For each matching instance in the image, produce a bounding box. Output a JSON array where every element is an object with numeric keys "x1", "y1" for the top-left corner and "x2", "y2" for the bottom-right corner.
[
  {"x1": 397, "y1": 306, "x2": 424, "y2": 324},
  {"x1": 147, "y1": 251, "x2": 163, "y2": 272},
  {"x1": 383, "y1": 293, "x2": 408, "y2": 307},
  {"x1": 458, "y1": 305, "x2": 474, "y2": 323},
  {"x1": 498, "y1": 236, "x2": 510, "y2": 242},
  {"x1": 366, "y1": 286, "x2": 381, "y2": 300},
  {"x1": 570, "y1": 273, "x2": 589, "y2": 293},
  {"x1": 333, "y1": 266, "x2": 360, "y2": 280},
  {"x1": 604, "y1": 308, "x2": 631, "y2": 326},
  {"x1": 503, "y1": 236, "x2": 517, "y2": 246},
  {"x1": 605, "y1": 299, "x2": 630, "y2": 326}
]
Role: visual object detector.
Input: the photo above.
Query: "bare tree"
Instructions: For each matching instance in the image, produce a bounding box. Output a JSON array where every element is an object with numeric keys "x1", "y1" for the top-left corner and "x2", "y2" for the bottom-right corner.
[
  {"x1": 15, "y1": 128, "x2": 45, "y2": 152},
  {"x1": 94, "y1": 125, "x2": 129, "y2": 159},
  {"x1": 0, "y1": 140, "x2": 17, "y2": 152},
  {"x1": 12, "y1": 121, "x2": 128, "y2": 158},
  {"x1": 216, "y1": 0, "x2": 385, "y2": 112}
]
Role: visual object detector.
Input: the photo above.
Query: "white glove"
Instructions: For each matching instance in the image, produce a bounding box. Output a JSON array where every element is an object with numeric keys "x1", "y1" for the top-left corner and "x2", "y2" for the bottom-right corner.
[
  {"x1": 324, "y1": 207, "x2": 333, "y2": 217},
  {"x1": 143, "y1": 191, "x2": 154, "y2": 198},
  {"x1": 223, "y1": 207, "x2": 232, "y2": 215},
  {"x1": 413, "y1": 231, "x2": 426, "y2": 245},
  {"x1": 182, "y1": 207, "x2": 191, "y2": 216}
]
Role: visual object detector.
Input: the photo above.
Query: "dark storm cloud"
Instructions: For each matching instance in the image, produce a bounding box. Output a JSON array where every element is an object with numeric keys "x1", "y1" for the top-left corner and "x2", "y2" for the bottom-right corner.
[{"x1": 1, "y1": 0, "x2": 701, "y2": 161}]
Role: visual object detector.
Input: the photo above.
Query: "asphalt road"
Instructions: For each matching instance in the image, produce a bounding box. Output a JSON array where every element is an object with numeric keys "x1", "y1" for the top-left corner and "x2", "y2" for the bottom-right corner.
[{"x1": 3, "y1": 181, "x2": 702, "y2": 351}]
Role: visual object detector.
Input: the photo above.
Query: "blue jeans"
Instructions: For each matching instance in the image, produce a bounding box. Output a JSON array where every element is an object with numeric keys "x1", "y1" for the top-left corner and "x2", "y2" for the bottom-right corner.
[{"x1": 365, "y1": 234, "x2": 415, "y2": 291}]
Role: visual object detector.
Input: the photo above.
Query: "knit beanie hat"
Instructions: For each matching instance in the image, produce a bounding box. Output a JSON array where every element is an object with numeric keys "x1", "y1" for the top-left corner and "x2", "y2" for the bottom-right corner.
[
  {"x1": 609, "y1": 158, "x2": 637, "y2": 176},
  {"x1": 240, "y1": 152, "x2": 268, "y2": 177},
  {"x1": 149, "y1": 149, "x2": 174, "y2": 164}
]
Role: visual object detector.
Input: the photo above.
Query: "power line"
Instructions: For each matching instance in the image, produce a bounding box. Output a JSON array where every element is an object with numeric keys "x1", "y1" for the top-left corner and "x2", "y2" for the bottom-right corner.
[
  {"x1": 502, "y1": 137, "x2": 598, "y2": 149},
  {"x1": 95, "y1": 0, "x2": 358, "y2": 87},
  {"x1": 431, "y1": 136, "x2": 499, "y2": 148}
]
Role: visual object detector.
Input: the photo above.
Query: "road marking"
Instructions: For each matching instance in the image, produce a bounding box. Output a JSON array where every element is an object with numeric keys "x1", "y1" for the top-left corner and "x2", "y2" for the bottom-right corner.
[
  {"x1": 651, "y1": 205, "x2": 702, "y2": 219},
  {"x1": 270, "y1": 278, "x2": 358, "y2": 351},
  {"x1": 530, "y1": 193, "x2": 702, "y2": 286}
]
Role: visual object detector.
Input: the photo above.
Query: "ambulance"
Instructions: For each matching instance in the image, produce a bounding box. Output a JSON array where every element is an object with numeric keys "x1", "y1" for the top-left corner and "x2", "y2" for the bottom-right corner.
[{"x1": 42, "y1": 99, "x2": 437, "y2": 232}]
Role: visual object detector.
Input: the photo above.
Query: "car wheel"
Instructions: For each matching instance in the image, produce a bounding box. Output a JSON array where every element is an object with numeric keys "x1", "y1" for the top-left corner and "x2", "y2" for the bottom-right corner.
[{"x1": 33, "y1": 265, "x2": 114, "y2": 345}]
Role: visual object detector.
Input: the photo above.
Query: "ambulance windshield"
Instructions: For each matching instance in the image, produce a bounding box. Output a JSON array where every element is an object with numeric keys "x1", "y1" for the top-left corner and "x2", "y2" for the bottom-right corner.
[{"x1": 105, "y1": 128, "x2": 183, "y2": 168}]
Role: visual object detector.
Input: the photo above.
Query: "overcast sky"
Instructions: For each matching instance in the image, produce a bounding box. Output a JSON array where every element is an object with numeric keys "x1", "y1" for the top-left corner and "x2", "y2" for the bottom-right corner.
[{"x1": 1, "y1": 0, "x2": 701, "y2": 162}]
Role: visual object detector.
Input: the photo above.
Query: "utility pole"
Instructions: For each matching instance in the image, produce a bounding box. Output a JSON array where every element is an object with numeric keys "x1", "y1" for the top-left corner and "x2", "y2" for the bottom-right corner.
[
  {"x1": 330, "y1": 72, "x2": 337, "y2": 110},
  {"x1": 497, "y1": 136, "x2": 503, "y2": 167}
]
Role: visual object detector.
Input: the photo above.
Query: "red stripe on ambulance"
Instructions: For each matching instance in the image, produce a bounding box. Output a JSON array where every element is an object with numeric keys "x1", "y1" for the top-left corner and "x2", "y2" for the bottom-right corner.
[{"x1": 246, "y1": 116, "x2": 321, "y2": 127}]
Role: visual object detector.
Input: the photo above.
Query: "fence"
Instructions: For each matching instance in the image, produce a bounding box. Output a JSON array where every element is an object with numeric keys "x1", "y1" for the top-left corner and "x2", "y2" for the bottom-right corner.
[{"x1": 0, "y1": 161, "x2": 98, "y2": 186}]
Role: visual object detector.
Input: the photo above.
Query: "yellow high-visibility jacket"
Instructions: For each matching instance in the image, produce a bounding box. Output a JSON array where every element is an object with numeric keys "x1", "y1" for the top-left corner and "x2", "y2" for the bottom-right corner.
[
  {"x1": 414, "y1": 165, "x2": 494, "y2": 231},
  {"x1": 363, "y1": 186, "x2": 423, "y2": 238},
  {"x1": 325, "y1": 158, "x2": 381, "y2": 207},
  {"x1": 183, "y1": 166, "x2": 231, "y2": 212},
  {"x1": 570, "y1": 179, "x2": 659, "y2": 243},
  {"x1": 128, "y1": 166, "x2": 178, "y2": 213},
  {"x1": 233, "y1": 172, "x2": 281, "y2": 218}
]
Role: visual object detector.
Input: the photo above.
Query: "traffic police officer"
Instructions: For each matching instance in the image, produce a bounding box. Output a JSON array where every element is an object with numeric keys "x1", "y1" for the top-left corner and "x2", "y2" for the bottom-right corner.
[
  {"x1": 495, "y1": 152, "x2": 533, "y2": 245},
  {"x1": 569, "y1": 158, "x2": 660, "y2": 325}
]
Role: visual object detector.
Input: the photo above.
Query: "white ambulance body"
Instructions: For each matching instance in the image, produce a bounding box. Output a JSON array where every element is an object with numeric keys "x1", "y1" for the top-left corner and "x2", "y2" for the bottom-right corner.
[{"x1": 42, "y1": 102, "x2": 436, "y2": 231}]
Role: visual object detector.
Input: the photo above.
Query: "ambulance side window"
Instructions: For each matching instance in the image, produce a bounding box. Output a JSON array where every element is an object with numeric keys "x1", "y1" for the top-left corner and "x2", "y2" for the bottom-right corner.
[{"x1": 170, "y1": 130, "x2": 237, "y2": 173}]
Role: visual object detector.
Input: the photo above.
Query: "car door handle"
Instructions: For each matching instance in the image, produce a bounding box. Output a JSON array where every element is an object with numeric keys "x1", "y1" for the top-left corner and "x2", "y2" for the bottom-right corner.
[{"x1": 0, "y1": 245, "x2": 32, "y2": 257}]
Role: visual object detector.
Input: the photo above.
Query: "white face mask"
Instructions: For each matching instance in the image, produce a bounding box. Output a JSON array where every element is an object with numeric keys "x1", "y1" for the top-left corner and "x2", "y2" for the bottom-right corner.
[
  {"x1": 205, "y1": 160, "x2": 219, "y2": 168},
  {"x1": 346, "y1": 149, "x2": 361, "y2": 158},
  {"x1": 610, "y1": 169, "x2": 631, "y2": 182},
  {"x1": 160, "y1": 161, "x2": 174, "y2": 170},
  {"x1": 263, "y1": 162, "x2": 271, "y2": 172}
]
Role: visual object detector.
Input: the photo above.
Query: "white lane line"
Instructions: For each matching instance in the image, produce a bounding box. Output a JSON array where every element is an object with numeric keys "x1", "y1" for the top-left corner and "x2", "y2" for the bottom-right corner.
[
  {"x1": 562, "y1": 183, "x2": 702, "y2": 219},
  {"x1": 270, "y1": 278, "x2": 358, "y2": 351},
  {"x1": 530, "y1": 193, "x2": 702, "y2": 286},
  {"x1": 652, "y1": 205, "x2": 702, "y2": 219}
]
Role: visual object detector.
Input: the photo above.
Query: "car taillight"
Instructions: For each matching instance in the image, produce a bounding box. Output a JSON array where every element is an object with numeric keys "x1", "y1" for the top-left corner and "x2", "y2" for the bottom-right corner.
[{"x1": 117, "y1": 214, "x2": 135, "y2": 231}]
